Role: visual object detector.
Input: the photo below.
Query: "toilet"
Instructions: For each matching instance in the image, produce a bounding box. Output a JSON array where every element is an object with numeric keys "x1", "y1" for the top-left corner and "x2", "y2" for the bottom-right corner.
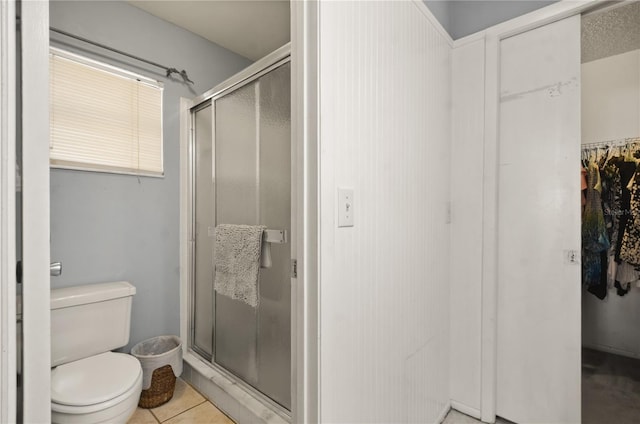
[{"x1": 49, "y1": 281, "x2": 142, "y2": 424}]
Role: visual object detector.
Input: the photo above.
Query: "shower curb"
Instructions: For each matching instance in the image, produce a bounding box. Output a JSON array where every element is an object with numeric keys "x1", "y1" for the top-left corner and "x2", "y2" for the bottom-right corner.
[{"x1": 182, "y1": 353, "x2": 289, "y2": 424}]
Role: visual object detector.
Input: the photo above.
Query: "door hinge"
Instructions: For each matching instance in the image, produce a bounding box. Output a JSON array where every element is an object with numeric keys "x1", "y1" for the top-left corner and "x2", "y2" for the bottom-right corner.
[{"x1": 291, "y1": 259, "x2": 298, "y2": 279}]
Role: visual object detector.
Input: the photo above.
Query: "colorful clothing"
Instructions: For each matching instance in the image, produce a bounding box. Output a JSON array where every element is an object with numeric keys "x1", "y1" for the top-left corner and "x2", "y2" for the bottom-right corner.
[
  {"x1": 620, "y1": 164, "x2": 640, "y2": 265},
  {"x1": 582, "y1": 162, "x2": 610, "y2": 286},
  {"x1": 614, "y1": 161, "x2": 636, "y2": 262}
]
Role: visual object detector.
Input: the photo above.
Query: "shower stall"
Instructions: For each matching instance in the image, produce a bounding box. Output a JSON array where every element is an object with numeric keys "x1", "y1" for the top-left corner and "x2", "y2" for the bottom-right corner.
[{"x1": 186, "y1": 46, "x2": 292, "y2": 414}]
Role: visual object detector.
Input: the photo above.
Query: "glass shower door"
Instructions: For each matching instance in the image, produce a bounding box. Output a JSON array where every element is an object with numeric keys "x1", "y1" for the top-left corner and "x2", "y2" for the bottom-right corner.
[{"x1": 191, "y1": 61, "x2": 291, "y2": 411}]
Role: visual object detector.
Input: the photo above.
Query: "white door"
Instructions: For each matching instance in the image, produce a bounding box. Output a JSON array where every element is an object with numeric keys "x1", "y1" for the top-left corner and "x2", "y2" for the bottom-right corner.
[
  {"x1": 496, "y1": 15, "x2": 581, "y2": 424},
  {"x1": 19, "y1": 1, "x2": 52, "y2": 422}
]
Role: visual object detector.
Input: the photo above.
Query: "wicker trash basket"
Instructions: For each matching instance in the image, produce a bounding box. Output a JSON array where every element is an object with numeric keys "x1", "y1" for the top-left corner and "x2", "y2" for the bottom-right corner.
[{"x1": 131, "y1": 336, "x2": 183, "y2": 409}]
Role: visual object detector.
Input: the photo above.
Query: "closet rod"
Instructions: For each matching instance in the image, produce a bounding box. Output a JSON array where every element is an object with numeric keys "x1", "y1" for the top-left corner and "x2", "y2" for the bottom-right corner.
[
  {"x1": 582, "y1": 137, "x2": 640, "y2": 150},
  {"x1": 49, "y1": 27, "x2": 194, "y2": 85}
]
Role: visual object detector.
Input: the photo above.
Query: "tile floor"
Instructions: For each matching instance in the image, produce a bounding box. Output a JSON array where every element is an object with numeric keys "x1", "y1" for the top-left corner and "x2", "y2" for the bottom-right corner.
[
  {"x1": 129, "y1": 350, "x2": 640, "y2": 424},
  {"x1": 128, "y1": 378, "x2": 234, "y2": 424}
]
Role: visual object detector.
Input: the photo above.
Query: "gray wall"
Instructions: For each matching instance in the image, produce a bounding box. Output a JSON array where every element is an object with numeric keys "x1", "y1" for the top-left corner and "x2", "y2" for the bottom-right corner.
[
  {"x1": 424, "y1": 1, "x2": 558, "y2": 39},
  {"x1": 49, "y1": 1, "x2": 252, "y2": 351}
]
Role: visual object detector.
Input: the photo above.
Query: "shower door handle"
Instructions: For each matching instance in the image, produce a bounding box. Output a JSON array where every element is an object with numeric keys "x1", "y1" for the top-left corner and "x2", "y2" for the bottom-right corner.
[{"x1": 50, "y1": 262, "x2": 62, "y2": 277}]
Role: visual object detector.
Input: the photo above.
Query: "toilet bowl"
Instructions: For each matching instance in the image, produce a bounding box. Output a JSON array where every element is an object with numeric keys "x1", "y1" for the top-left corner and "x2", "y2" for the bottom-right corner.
[
  {"x1": 51, "y1": 352, "x2": 142, "y2": 424},
  {"x1": 49, "y1": 282, "x2": 142, "y2": 424}
]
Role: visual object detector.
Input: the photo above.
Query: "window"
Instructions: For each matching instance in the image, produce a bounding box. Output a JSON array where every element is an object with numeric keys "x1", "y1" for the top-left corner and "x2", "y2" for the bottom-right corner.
[{"x1": 49, "y1": 48, "x2": 164, "y2": 176}]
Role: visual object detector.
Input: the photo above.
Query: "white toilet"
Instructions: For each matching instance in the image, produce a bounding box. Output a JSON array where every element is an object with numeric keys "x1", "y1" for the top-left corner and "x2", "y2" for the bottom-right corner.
[{"x1": 50, "y1": 281, "x2": 143, "y2": 424}]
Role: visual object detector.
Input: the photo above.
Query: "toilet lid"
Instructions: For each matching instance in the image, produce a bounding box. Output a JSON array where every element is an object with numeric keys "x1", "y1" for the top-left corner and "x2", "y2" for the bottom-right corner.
[{"x1": 51, "y1": 351, "x2": 142, "y2": 406}]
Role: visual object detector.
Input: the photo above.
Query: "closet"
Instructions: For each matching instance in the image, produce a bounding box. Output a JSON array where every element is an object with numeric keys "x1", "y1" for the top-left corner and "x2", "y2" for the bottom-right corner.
[
  {"x1": 450, "y1": 2, "x2": 640, "y2": 423},
  {"x1": 581, "y1": 3, "x2": 640, "y2": 423},
  {"x1": 491, "y1": 4, "x2": 640, "y2": 423},
  {"x1": 495, "y1": 15, "x2": 581, "y2": 424}
]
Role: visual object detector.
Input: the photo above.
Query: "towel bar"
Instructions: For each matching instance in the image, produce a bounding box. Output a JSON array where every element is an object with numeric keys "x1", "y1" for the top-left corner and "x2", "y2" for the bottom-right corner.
[{"x1": 264, "y1": 229, "x2": 287, "y2": 244}]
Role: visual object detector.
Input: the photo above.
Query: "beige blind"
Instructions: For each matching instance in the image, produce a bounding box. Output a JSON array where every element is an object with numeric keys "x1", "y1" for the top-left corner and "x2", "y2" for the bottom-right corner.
[{"x1": 50, "y1": 49, "x2": 164, "y2": 176}]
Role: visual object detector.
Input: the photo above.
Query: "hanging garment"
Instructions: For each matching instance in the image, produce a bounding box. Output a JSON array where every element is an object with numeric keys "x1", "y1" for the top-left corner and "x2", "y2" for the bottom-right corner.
[
  {"x1": 607, "y1": 257, "x2": 618, "y2": 288},
  {"x1": 614, "y1": 261, "x2": 638, "y2": 296},
  {"x1": 587, "y1": 251, "x2": 608, "y2": 300},
  {"x1": 614, "y1": 161, "x2": 636, "y2": 262},
  {"x1": 601, "y1": 162, "x2": 622, "y2": 289},
  {"x1": 615, "y1": 261, "x2": 639, "y2": 285},
  {"x1": 601, "y1": 162, "x2": 622, "y2": 251},
  {"x1": 581, "y1": 167, "x2": 588, "y2": 210},
  {"x1": 582, "y1": 162, "x2": 611, "y2": 286},
  {"x1": 620, "y1": 165, "x2": 640, "y2": 265}
]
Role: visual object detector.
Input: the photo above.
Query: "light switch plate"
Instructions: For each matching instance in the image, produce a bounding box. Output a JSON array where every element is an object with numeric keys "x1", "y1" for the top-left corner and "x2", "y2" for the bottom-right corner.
[
  {"x1": 338, "y1": 188, "x2": 354, "y2": 227},
  {"x1": 564, "y1": 249, "x2": 580, "y2": 265}
]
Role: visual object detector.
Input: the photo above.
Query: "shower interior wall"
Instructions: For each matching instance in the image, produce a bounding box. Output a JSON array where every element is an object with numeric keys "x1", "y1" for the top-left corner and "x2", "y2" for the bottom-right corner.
[{"x1": 48, "y1": 0, "x2": 251, "y2": 352}]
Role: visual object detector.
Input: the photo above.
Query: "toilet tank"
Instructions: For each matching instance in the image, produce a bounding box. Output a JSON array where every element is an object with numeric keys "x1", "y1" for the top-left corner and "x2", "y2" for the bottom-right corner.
[{"x1": 51, "y1": 281, "x2": 136, "y2": 367}]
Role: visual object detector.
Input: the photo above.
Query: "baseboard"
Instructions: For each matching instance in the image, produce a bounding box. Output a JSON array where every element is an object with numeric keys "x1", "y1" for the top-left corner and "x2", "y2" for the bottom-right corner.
[
  {"x1": 451, "y1": 400, "x2": 482, "y2": 420},
  {"x1": 436, "y1": 401, "x2": 452, "y2": 424},
  {"x1": 583, "y1": 343, "x2": 640, "y2": 360}
]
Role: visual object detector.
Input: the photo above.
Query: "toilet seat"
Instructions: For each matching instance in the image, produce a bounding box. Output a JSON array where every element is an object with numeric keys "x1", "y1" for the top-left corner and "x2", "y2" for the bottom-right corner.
[{"x1": 51, "y1": 352, "x2": 142, "y2": 414}]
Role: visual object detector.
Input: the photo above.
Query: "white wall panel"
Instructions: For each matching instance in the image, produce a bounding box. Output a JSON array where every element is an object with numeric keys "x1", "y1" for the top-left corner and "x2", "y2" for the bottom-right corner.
[
  {"x1": 318, "y1": 2, "x2": 452, "y2": 422},
  {"x1": 449, "y1": 39, "x2": 485, "y2": 415}
]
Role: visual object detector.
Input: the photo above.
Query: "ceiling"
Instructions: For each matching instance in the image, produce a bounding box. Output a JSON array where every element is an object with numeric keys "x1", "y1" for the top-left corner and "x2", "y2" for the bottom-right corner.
[
  {"x1": 581, "y1": 2, "x2": 640, "y2": 63},
  {"x1": 128, "y1": 0, "x2": 290, "y2": 61},
  {"x1": 128, "y1": 1, "x2": 639, "y2": 63}
]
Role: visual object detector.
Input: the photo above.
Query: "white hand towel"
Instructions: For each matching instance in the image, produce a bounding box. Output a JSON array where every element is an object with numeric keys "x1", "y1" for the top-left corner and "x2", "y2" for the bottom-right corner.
[{"x1": 214, "y1": 224, "x2": 265, "y2": 308}]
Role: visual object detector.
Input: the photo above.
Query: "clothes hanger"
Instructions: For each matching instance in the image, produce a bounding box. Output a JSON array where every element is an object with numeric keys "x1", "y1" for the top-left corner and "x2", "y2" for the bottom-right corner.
[
  {"x1": 624, "y1": 143, "x2": 635, "y2": 162},
  {"x1": 593, "y1": 150, "x2": 603, "y2": 192},
  {"x1": 589, "y1": 148, "x2": 597, "y2": 166},
  {"x1": 603, "y1": 145, "x2": 614, "y2": 167},
  {"x1": 632, "y1": 142, "x2": 640, "y2": 161},
  {"x1": 598, "y1": 146, "x2": 609, "y2": 167}
]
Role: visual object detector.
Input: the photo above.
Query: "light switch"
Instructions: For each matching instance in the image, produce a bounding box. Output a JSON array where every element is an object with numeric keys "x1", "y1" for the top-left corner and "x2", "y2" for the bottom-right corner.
[{"x1": 338, "y1": 188, "x2": 354, "y2": 227}]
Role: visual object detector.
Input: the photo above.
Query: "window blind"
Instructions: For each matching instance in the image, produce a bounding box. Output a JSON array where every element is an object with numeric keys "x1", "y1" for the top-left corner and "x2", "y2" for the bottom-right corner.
[{"x1": 49, "y1": 49, "x2": 164, "y2": 176}]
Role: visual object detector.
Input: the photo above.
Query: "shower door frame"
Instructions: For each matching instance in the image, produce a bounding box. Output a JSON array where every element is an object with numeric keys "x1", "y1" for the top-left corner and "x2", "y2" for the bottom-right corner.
[{"x1": 183, "y1": 43, "x2": 293, "y2": 419}]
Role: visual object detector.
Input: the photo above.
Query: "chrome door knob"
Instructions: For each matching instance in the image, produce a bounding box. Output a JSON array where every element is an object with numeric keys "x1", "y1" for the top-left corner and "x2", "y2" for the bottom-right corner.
[{"x1": 50, "y1": 262, "x2": 62, "y2": 276}]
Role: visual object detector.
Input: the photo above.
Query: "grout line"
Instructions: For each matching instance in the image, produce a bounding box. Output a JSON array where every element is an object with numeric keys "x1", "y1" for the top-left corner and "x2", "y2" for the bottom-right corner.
[
  {"x1": 159, "y1": 400, "x2": 208, "y2": 423},
  {"x1": 181, "y1": 378, "x2": 207, "y2": 399},
  {"x1": 176, "y1": 379, "x2": 237, "y2": 422},
  {"x1": 149, "y1": 408, "x2": 161, "y2": 423},
  {"x1": 130, "y1": 407, "x2": 162, "y2": 424},
  {"x1": 147, "y1": 379, "x2": 206, "y2": 423},
  {"x1": 181, "y1": 379, "x2": 235, "y2": 422}
]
